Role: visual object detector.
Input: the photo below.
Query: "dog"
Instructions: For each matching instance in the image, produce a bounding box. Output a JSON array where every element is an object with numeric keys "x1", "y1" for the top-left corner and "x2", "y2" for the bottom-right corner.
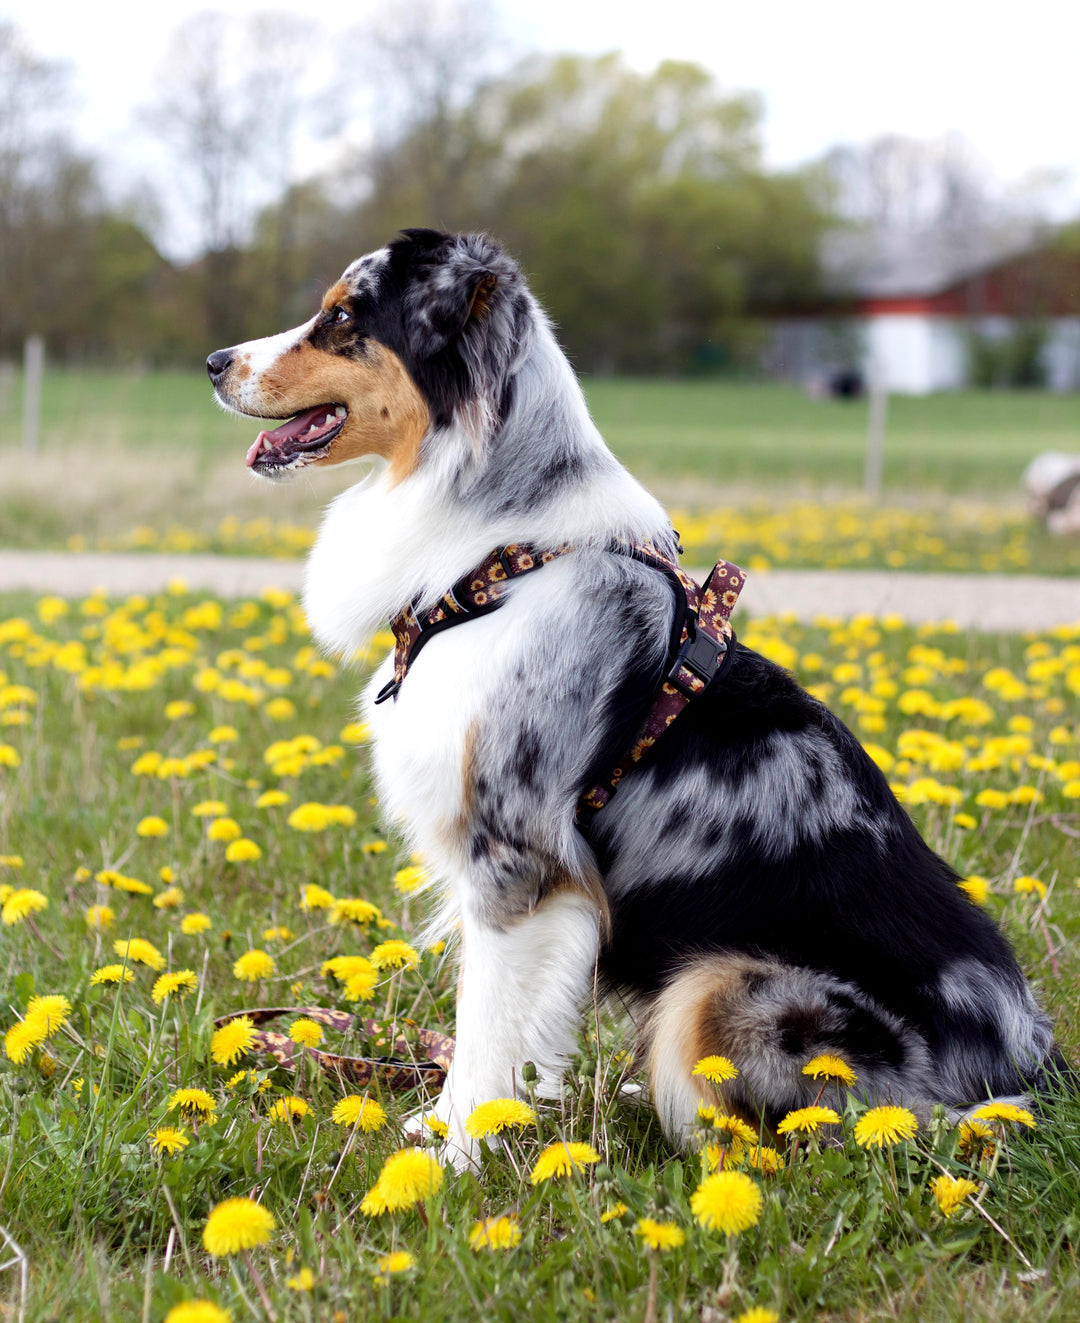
[{"x1": 207, "y1": 228, "x2": 1065, "y2": 1165}]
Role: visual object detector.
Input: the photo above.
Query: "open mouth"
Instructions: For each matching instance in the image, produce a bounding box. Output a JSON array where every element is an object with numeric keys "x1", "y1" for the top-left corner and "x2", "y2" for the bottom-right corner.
[{"x1": 245, "y1": 404, "x2": 348, "y2": 473}]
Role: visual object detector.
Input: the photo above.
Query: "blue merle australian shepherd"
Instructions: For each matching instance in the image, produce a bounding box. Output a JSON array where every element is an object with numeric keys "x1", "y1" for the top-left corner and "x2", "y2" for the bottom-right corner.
[{"x1": 207, "y1": 228, "x2": 1065, "y2": 1166}]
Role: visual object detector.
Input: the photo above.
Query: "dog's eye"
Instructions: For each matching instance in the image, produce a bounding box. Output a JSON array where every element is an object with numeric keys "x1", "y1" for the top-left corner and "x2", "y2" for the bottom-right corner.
[{"x1": 330, "y1": 306, "x2": 351, "y2": 325}]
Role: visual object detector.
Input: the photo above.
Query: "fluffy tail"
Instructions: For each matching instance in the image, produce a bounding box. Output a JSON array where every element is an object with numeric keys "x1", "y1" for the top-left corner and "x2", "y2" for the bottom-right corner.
[{"x1": 643, "y1": 953, "x2": 937, "y2": 1145}]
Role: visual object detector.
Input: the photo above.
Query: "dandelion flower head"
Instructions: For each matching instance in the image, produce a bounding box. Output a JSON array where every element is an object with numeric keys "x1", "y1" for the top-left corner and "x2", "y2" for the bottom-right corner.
[
  {"x1": 211, "y1": 1016, "x2": 256, "y2": 1066},
  {"x1": 202, "y1": 1196, "x2": 275, "y2": 1256},
  {"x1": 690, "y1": 1170, "x2": 763, "y2": 1235},
  {"x1": 931, "y1": 1173, "x2": 979, "y2": 1217},
  {"x1": 776, "y1": 1105, "x2": 841, "y2": 1135},
  {"x1": 331, "y1": 1096, "x2": 387, "y2": 1131},
  {"x1": 360, "y1": 1148, "x2": 444, "y2": 1215},
  {"x1": 692, "y1": 1055, "x2": 738, "y2": 1083},
  {"x1": 529, "y1": 1141, "x2": 601, "y2": 1185},
  {"x1": 853, "y1": 1105, "x2": 919, "y2": 1148},
  {"x1": 465, "y1": 1098, "x2": 537, "y2": 1138},
  {"x1": 469, "y1": 1215, "x2": 523, "y2": 1251},
  {"x1": 635, "y1": 1218, "x2": 686, "y2": 1251},
  {"x1": 801, "y1": 1054, "x2": 857, "y2": 1086}
]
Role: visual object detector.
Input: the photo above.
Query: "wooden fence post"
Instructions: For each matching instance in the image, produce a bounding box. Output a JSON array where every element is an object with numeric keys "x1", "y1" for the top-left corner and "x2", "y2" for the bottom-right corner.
[{"x1": 22, "y1": 335, "x2": 44, "y2": 453}]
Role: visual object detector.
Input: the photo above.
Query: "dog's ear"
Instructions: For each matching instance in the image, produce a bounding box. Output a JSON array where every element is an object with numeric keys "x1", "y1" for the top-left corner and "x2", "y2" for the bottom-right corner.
[{"x1": 405, "y1": 241, "x2": 501, "y2": 357}]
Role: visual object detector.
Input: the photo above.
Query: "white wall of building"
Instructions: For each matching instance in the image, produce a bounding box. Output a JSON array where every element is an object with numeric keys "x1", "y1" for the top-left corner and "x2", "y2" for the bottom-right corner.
[{"x1": 862, "y1": 315, "x2": 966, "y2": 395}]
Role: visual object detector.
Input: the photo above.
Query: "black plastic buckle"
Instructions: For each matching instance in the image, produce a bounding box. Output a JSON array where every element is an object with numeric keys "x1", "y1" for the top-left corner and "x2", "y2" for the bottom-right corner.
[
  {"x1": 373, "y1": 676, "x2": 401, "y2": 705},
  {"x1": 498, "y1": 547, "x2": 517, "y2": 579},
  {"x1": 666, "y1": 628, "x2": 724, "y2": 698}
]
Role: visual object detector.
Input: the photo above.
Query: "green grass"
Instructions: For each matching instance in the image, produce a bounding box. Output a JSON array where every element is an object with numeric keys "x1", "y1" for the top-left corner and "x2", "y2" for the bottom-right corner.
[
  {"x1": 1, "y1": 589, "x2": 1079, "y2": 1321},
  {"x1": 1, "y1": 369, "x2": 1078, "y2": 493},
  {"x1": 1, "y1": 370, "x2": 1079, "y2": 574}
]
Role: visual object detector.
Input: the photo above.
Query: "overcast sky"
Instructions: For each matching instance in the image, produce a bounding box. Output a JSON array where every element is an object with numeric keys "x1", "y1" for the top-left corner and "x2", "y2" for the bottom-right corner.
[{"x1": 6, "y1": 0, "x2": 1080, "y2": 248}]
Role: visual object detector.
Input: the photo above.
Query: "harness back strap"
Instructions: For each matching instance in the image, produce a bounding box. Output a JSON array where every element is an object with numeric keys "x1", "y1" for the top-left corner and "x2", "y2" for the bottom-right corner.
[
  {"x1": 375, "y1": 542, "x2": 572, "y2": 704},
  {"x1": 576, "y1": 548, "x2": 747, "y2": 823}
]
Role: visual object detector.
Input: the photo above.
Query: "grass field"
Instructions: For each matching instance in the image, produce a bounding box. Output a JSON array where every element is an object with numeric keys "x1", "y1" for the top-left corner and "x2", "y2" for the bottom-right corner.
[
  {"x1": 1, "y1": 369, "x2": 1079, "y2": 575},
  {"x1": 2, "y1": 586, "x2": 1080, "y2": 1321}
]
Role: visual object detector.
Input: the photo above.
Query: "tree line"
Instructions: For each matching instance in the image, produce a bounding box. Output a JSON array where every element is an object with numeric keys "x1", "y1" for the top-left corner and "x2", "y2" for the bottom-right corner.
[{"x1": 0, "y1": 10, "x2": 1070, "y2": 374}]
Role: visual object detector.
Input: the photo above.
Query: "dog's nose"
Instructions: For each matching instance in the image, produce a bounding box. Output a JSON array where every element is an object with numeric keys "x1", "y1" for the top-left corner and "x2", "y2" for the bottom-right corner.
[{"x1": 206, "y1": 349, "x2": 234, "y2": 382}]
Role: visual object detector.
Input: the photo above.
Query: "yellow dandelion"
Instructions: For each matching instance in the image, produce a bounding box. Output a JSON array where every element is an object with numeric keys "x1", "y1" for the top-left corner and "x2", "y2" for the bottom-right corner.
[
  {"x1": 287, "y1": 803, "x2": 332, "y2": 832},
  {"x1": 285, "y1": 1267, "x2": 314, "y2": 1292},
  {"x1": 340, "y1": 722, "x2": 370, "y2": 744},
  {"x1": 233, "y1": 949, "x2": 274, "y2": 981},
  {"x1": 362, "y1": 839, "x2": 388, "y2": 855},
  {"x1": 1013, "y1": 875, "x2": 1047, "y2": 898},
  {"x1": 192, "y1": 801, "x2": 229, "y2": 818},
  {"x1": 331, "y1": 1095, "x2": 388, "y2": 1131},
  {"x1": 255, "y1": 789, "x2": 289, "y2": 808},
  {"x1": 207, "y1": 818, "x2": 242, "y2": 843},
  {"x1": 261, "y1": 925, "x2": 293, "y2": 941},
  {"x1": 151, "y1": 1127, "x2": 190, "y2": 1156},
  {"x1": 697, "y1": 1107, "x2": 757, "y2": 1144},
  {"x1": 330, "y1": 897, "x2": 382, "y2": 926},
  {"x1": 529, "y1": 1141, "x2": 601, "y2": 1184},
  {"x1": 268, "y1": 1095, "x2": 309, "y2": 1123},
  {"x1": 375, "y1": 1250, "x2": 414, "y2": 1275},
  {"x1": 85, "y1": 904, "x2": 115, "y2": 930},
  {"x1": 208, "y1": 726, "x2": 238, "y2": 744},
  {"x1": 225, "y1": 838, "x2": 261, "y2": 863},
  {"x1": 181, "y1": 912, "x2": 212, "y2": 935},
  {"x1": 168, "y1": 1087, "x2": 217, "y2": 1118},
  {"x1": 2, "y1": 888, "x2": 48, "y2": 925},
  {"x1": 853, "y1": 1105, "x2": 919, "y2": 1148},
  {"x1": 0, "y1": 855, "x2": 24, "y2": 868},
  {"x1": 112, "y1": 937, "x2": 166, "y2": 971},
  {"x1": 24, "y1": 996, "x2": 71, "y2": 1037},
  {"x1": 165, "y1": 700, "x2": 195, "y2": 721},
  {"x1": 469, "y1": 1215, "x2": 523, "y2": 1251},
  {"x1": 361, "y1": 1148, "x2": 444, "y2": 1215},
  {"x1": 744, "y1": 1144, "x2": 785, "y2": 1176},
  {"x1": 958, "y1": 1119, "x2": 996, "y2": 1159},
  {"x1": 601, "y1": 1202, "x2": 629, "y2": 1223},
  {"x1": 288, "y1": 1018, "x2": 323, "y2": 1048},
  {"x1": 5, "y1": 1018, "x2": 47, "y2": 1064},
  {"x1": 801, "y1": 1054, "x2": 857, "y2": 1086},
  {"x1": 634, "y1": 1218, "x2": 685, "y2": 1251},
  {"x1": 691, "y1": 1170, "x2": 763, "y2": 1235},
  {"x1": 959, "y1": 875, "x2": 991, "y2": 905},
  {"x1": 692, "y1": 1055, "x2": 739, "y2": 1083},
  {"x1": 776, "y1": 1106, "x2": 841, "y2": 1135},
  {"x1": 466, "y1": 1098, "x2": 537, "y2": 1138},
  {"x1": 164, "y1": 1301, "x2": 232, "y2": 1323},
  {"x1": 90, "y1": 964, "x2": 136, "y2": 986},
  {"x1": 968, "y1": 1101, "x2": 1036, "y2": 1129},
  {"x1": 211, "y1": 1016, "x2": 256, "y2": 1065},
  {"x1": 153, "y1": 886, "x2": 185, "y2": 910},
  {"x1": 300, "y1": 883, "x2": 335, "y2": 911},
  {"x1": 734, "y1": 1309, "x2": 780, "y2": 1323},
  {"x1": 931, "y1": 1173, "x2": 980, "y2": 1217},
  {"x1": 202, "y1": 1197, "x2": 275, "y2": 1256},
  {"x1": 370, "y1": 940, "x2": 419, "y2": 971},
  {"x1": 151, "y1": 970, "x2": 199, "y2": 1004},
  {"x1": 136, "y1": 816, "x2": 169, "y2": 838},
  {"x1": 393, "y1": 864, "x2": 430, "y2": 893}
]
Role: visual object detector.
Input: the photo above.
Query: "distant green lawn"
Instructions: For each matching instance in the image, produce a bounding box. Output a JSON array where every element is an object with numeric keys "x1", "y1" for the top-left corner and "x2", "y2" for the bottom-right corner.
[{"x1": 1, "y1": 369, "x2": 1077, "y2": 493}]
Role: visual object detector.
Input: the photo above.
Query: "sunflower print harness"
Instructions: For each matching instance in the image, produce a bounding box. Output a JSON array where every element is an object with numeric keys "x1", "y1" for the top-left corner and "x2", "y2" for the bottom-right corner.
[{"x1": 378, "y1": 540, "x2": 747, "y2": 823}]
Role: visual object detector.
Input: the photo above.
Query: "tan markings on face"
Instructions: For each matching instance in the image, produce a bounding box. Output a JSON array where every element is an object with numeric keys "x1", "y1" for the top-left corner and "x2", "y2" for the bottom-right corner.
[
  {"x1": 321, "y1": 279, "x2": 348, "y2": 313},
  {"x1": 235, "y1": 361, "x2": 251, "y2": 382},
  {"x1": 258, "y1": 340, "x2": 431, "y2": 484}
]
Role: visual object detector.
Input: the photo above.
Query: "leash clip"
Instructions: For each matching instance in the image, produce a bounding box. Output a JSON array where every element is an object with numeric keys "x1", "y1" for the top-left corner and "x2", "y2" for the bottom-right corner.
[{"x1": 666, "y1": 628, "x2": 725, "y2": 698}]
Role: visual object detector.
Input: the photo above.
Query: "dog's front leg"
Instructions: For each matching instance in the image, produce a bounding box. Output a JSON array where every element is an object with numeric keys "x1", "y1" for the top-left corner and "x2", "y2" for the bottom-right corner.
[{"x1": 424, "y1": 888, "x2": 602, "y2": 1170}]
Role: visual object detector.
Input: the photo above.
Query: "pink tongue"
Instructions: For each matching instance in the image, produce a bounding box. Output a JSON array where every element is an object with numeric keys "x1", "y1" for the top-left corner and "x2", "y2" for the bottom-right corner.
[{"x1": 246, "y1": 405, "x2": 332, "y2": 467}]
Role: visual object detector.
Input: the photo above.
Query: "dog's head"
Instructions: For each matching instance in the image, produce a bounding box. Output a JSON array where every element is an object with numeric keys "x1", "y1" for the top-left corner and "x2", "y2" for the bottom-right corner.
[{"x1": 207, "y1": 229, "x2": 532, "y2": 483}]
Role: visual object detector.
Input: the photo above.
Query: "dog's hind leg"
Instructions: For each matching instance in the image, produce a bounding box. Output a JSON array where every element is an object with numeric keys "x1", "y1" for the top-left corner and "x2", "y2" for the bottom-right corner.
[
  {"x1": 644, "y1": 953, "x2": 937, "y2": 1147},
  {"x1": 426, "y1": 888, "x2": 603, "y2": 1169}
]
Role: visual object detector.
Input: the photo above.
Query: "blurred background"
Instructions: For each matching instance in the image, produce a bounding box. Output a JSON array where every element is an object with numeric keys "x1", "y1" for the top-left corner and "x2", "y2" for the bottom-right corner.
[{"x1": 1, "y1": 0, "x2": 1078, "y2": 572}]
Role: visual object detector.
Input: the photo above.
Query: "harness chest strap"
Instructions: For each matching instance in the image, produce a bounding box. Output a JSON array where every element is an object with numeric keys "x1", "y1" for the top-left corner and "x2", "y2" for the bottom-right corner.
[
  {"x1": 576, "y1": 553, "x2": 746, "y2": 821},
  {"x1": 378, "y1": 539, "x2": 746, "y2": 820},
  {"x1": 375, "y1": 542, "x2": 573, "y2": 704}
]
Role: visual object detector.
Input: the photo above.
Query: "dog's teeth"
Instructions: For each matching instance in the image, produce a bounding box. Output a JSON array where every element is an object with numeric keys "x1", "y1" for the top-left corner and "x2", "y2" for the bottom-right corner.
[
  {"x1": 306, "y1": 424, "x2": 320, "y2": 436},
  {"x1": 262, "y1": 436, "x2": 273, "y2": 453},
  {"x1": 334, "y1": 406, "x2": 346, "y2": 418}
]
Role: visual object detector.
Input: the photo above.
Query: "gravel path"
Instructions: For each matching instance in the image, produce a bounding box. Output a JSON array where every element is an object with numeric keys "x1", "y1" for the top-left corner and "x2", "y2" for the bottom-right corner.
[{"x1": 0, "y1": 550, "x2": 1077, "y2": 632}]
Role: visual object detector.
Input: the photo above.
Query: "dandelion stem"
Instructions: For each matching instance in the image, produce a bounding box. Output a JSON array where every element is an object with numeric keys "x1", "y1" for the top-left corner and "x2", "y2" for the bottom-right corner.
[{"x1": 242, "y1": 1249, "x2": 278, "y2": 1321}]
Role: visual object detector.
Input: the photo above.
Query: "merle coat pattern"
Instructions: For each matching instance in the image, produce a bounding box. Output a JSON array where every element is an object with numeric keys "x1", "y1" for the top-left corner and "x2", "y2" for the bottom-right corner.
[{"x1": 208, "y1": 228, "x2": 1065, "y2": 1165}]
